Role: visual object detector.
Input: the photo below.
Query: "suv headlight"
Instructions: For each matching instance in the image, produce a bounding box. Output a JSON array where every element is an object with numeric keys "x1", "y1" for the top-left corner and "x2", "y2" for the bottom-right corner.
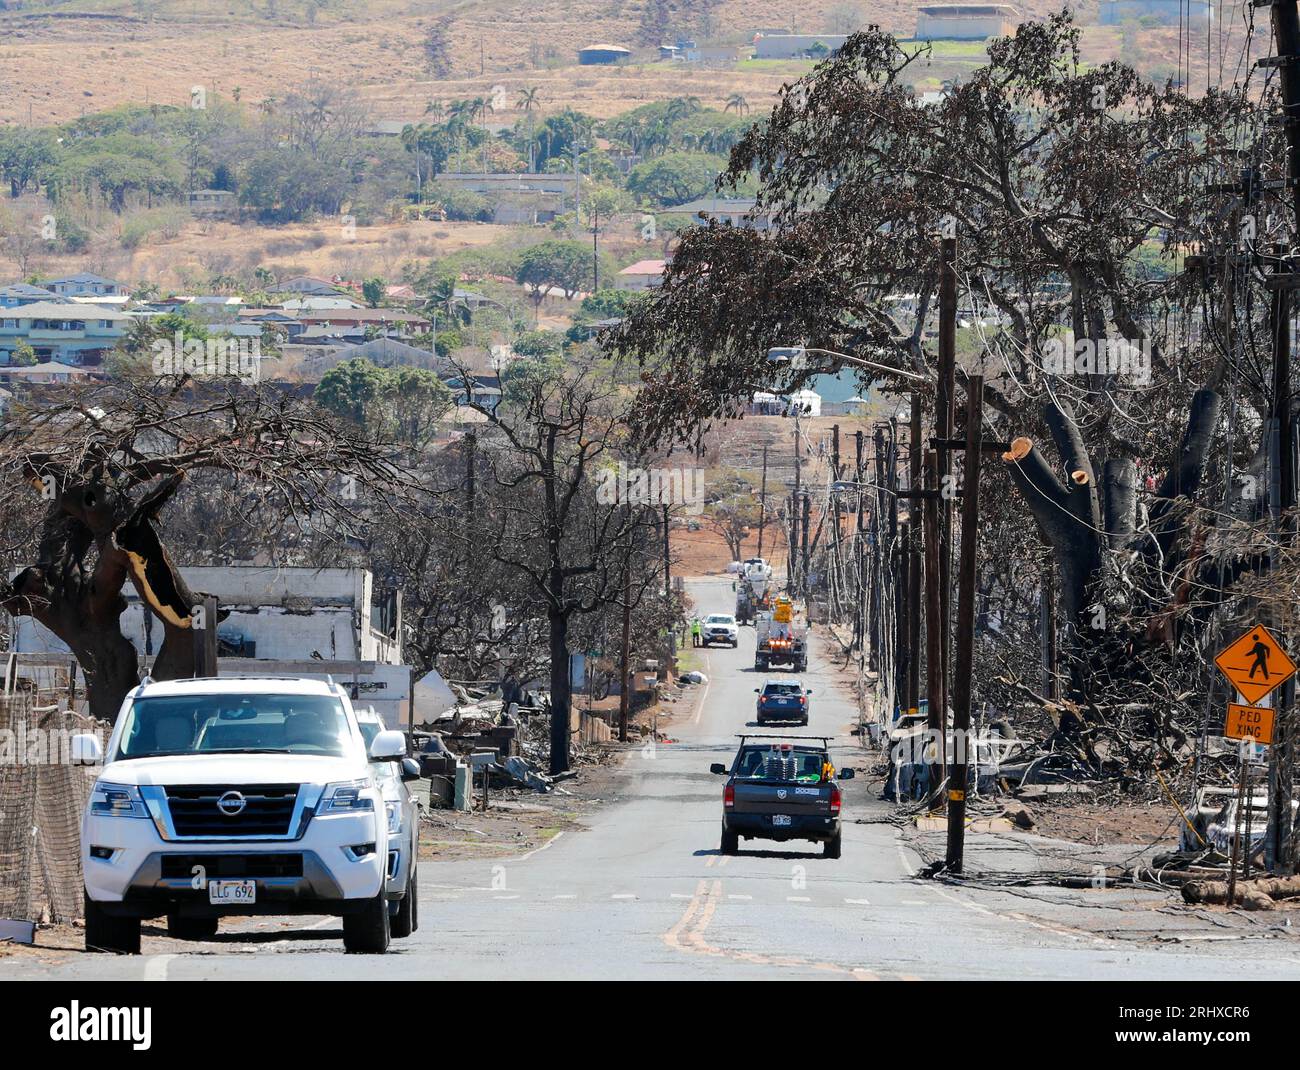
[
  {"x1": 319, "y1": 779, "x2": 375, "y2": 814},
  {"x1": 89, "y1": 781, "x2": 149, "y2": 819},
  {"x1": 385, "y1": 801, "x2": 402, "y2": 834}
]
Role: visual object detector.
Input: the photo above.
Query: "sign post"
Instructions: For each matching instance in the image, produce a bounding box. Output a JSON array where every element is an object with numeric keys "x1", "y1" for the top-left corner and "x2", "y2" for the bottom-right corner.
[{"x1": 1215, "y1": 624, "x2": 1296, "y2": 885}]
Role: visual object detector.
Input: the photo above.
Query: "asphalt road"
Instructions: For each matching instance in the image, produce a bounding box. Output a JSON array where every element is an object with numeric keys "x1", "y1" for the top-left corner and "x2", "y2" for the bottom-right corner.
[{"x1": 10, "y1": 577, "x2": 1300, "y2": 980}]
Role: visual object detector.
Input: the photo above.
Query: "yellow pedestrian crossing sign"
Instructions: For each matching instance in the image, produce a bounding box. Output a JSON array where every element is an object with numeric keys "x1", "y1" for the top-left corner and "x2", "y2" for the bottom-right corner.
[{"x1": 1215, "y1": 624, "x2": 1296, "y2": 705}]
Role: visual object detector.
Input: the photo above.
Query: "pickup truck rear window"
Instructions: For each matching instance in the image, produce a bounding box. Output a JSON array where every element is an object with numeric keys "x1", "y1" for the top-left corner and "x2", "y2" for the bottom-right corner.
[
  {"x1": 115, "y1": 694, "x2": 354, "y2": 760},
  {"x1": 733, "y1": 746, "x2": 826, "y2": 783}
]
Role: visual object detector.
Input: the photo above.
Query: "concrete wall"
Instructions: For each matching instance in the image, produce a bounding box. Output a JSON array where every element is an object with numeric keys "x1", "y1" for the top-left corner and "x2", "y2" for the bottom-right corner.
[
  {"x1": 754, "y1": 34, "x2": 849, "y2": 59},
  {"x1": 915, "y1": 13, "x2": 1017, "y2": 38}
]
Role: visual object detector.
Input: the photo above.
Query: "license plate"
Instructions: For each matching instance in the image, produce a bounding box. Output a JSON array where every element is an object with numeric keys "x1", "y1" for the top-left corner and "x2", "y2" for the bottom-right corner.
[
  {"x1": 772, "y1": 814, "x2": 792, "y2": 827},
  {"x1": 208, "y1": 880, "x2": 256, "y2": 904}
]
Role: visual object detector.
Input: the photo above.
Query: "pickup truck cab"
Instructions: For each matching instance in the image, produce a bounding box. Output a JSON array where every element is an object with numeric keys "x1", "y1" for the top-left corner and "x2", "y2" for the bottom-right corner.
[
  {"x1": 75, "y1": 676, "x2": 411, "y2": 954},
  {"x1": 711, "y1": 735, "x2": 854, "y2": 858}
]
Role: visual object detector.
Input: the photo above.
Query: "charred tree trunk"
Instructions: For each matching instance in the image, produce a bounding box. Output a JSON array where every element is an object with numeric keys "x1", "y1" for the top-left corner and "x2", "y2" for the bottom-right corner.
[
  {"x1": 1001, "y1": 390, "x2": 1221, "y2": 722},
  {"x1": 547, "y1": 593, "x2": 572, "y2": 777},
  {"x1": 2, "y1": 472, "x2": 217, "y2": 721}
]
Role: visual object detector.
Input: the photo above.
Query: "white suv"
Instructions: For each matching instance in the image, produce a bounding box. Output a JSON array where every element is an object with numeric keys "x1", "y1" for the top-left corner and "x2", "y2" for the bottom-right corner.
[{"x1": 74, "y1": 676, "x2": 409, "y2": 954}]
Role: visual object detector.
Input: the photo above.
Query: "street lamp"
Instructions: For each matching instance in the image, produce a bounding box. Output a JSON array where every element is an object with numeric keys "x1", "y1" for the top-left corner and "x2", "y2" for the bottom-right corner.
[{"x1": 766, "y1": 345, "x2": 931, "y2": 384}]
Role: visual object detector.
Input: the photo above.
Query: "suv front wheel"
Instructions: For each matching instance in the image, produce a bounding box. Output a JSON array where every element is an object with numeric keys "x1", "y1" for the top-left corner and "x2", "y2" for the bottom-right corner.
[
  {"x1": 84, "y1": 893, "x2": 141, "y2": 954},
  {"x1": 343, "y1": 888, "x2": 391, "y2": 953}
]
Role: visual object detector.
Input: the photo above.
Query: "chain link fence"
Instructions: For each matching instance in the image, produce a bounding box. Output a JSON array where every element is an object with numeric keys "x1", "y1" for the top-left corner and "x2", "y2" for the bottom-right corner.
[{"x1": 0, "y1": 694, "x2": 100, "y2": 923}]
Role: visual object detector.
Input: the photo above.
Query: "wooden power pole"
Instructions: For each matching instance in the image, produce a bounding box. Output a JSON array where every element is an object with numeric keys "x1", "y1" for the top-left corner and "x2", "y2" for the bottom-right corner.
[{"x1": 945, "y1": 375, "x2": 984, "y2": 873}]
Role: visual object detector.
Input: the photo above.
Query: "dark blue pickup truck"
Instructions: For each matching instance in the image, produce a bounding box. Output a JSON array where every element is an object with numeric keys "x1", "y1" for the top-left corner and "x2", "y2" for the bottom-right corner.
[
  {"x1": 711, "y1": 736, "x2": 853, "y2": 858},
  {"x1": 755, "y1": 678, "x2": 811, "y2": 725}
]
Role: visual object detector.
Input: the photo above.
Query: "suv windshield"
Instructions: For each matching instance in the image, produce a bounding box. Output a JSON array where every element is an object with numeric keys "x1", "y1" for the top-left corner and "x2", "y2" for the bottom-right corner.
[
  {"x1": 734, "y1": 746, "x2": 826, "y2": 782},
  {"x1": 707, "y1": 615, "x2": 734, "y2": 624},
  {"x1": 115, "y1": 694, "x2": 354, "y2": 760},
  {"x1": 763, "y1": 683, "x2": 802, "y2": 697}
]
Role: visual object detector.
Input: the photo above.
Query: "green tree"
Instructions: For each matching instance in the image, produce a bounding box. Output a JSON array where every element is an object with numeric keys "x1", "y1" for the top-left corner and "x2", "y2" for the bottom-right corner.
[
  {"x1": 9, "y1": 340, "x2": 38, "y2": 367},
  {"x1": 362, "y1": 277, "x2": 386, "y2": 308},
  {"x1": 514, "y1": 239, "x2": 607, "y2": 309},
  {"x1": 316, "y1": 358, "x2": 391, "y2": 424},
  {"x1": 626, "y1": 151, "x2": 727, "y2": 207}
]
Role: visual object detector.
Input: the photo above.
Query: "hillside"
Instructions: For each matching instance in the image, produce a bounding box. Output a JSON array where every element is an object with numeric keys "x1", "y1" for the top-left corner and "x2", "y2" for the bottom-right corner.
[{"x1": 0, "y1": 0, "x2": 1244, "y2": 128}]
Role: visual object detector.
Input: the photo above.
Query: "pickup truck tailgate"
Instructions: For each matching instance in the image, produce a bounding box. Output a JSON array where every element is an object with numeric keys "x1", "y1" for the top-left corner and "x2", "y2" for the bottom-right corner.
[{"x1": 732, "y1": 781, "x2": 832, "y2": 816}]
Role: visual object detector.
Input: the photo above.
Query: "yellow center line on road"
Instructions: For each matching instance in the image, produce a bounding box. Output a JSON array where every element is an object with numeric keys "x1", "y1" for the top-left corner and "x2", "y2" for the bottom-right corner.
[{"x1": 661, "y1": 878, "x2": 881, "y2": 979}]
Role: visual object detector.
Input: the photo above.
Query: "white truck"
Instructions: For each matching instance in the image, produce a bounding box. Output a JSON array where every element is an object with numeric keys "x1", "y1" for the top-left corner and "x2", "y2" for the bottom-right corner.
[
  {"x1": 734, "y1": 557, "x2": 775, "y2": 625},
  {"x1": 74, "y1": 676, "x2": 415, "y2": 955},
  {"x1": 754, "y1": 596, "x2": 809, "y2": 672}
]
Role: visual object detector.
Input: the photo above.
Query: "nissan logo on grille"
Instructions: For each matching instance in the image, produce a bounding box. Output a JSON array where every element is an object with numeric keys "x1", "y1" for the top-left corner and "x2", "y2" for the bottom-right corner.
[{"x1": 217, "y1": 791, "x2": 247, "y2": 816}]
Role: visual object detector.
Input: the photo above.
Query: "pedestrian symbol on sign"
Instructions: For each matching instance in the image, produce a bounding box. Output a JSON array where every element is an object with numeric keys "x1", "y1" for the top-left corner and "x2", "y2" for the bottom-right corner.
[{"x1": 1215, "y1": 624, "x2": 1296, "y2": 705}]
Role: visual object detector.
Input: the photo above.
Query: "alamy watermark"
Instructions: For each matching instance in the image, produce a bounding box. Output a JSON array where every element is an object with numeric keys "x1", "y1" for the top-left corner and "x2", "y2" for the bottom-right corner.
[
  {"x1": 151, "y1": 331, "x2": 261, "y2": 382},
  {"x1": 1041, "y1": 332, "x2": 1152, "y2": 387},
  {"x1": 596, "y1": 462, "x2": 705, "y2": 514}
]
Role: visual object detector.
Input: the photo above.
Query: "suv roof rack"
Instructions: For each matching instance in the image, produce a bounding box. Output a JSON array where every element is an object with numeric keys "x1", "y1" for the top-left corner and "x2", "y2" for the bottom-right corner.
[{"x1": 735, "y1": 733, "x2": 832, "y2": 742}]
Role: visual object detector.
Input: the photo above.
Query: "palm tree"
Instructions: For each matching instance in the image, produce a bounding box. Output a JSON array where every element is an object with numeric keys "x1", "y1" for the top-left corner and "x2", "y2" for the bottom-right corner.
[
  {"x1": 424, "y1": 98, "x2": 446, "y2": 121},
  {"x1": 724, "y1": 93, "x2": 750, "y2": 115},
  {"x1": 516, "y1": 86, "x2": 541, "y2": 171}
]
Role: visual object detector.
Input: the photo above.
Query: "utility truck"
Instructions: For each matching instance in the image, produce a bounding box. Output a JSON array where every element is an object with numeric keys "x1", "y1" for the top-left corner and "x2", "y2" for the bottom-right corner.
[
  {"x1": 734, "y1": 557, "x2": 775, "y2": 625},
  {"x1": 754, "y1": 595, "x2": 808, "y2": 672}
]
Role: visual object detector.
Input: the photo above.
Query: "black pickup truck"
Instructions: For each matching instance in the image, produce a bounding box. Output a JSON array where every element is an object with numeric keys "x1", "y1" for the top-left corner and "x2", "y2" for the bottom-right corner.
[{"x1": 710, "y1": 736, "x2": 854, "y2": 858}]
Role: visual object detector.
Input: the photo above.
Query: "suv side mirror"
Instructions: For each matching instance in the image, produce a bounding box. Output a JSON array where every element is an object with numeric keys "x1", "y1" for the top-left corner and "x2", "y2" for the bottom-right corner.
[
  {"x1": 369, "y1": 730, "x2": 407, "y2": 762},
  {"x1": 70, "y1": 733, "x2": 103, "y2": 764},
  {"x1": 805, "y1": 689, "x2": 813, "y2": 695},
  {"x1": 839, "y1": 767, "x2": 855, "y2": 780},
  {"x1": 753, "y1": 688, "x2": 760, "y2": 693},
  {"x1": 709, "y1": 763, "x2": 728, "y2": 775},
  {"x1": 400, "y1": 757, "x2": 421, "y2": 781}
]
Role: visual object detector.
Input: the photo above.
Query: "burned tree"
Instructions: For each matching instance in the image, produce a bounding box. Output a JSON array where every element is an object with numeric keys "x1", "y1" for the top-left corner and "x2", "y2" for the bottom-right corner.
[
  {"x1": 609, "y1": 13, "x2": 1286, "y2": 751},
  {"x1": 0, "y1": 376, "x2": 401, "y2": 720}
]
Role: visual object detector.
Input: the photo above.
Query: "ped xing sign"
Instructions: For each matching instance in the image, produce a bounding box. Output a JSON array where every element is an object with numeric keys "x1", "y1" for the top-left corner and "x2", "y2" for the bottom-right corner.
[
  {"x1": 1223, "y1": 702, "x2": 1275, "y2": 745},
  {"x1": 1214, "y1": 623, "x2": 1297, "y2": 705}
]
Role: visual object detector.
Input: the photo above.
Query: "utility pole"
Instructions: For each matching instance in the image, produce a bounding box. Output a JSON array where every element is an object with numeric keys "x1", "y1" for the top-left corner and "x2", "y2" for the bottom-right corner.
[
  {"x1": 906, "y1": 395, "x2": 923, "y2": 718},
  {"x1": 936, "y1": 236, "x2": 958, "y2": 791},
  {"x1": 592, "y1": 204, "x2": 600, "y2": 292},
  {"x1": 1263, "y1": 0, "x2": 1300, "y2": 872},
  {"x1": 923, "y1": 450, "x2": 946, "y2": 807},
  {"x1": 757, "y1": 444, "x2": 769, "y2": 558},
  {"x1": 800, "y1": 492, "x2": 811, "y2": 600},
  {"x1": 945, "y1": 376, "x2": 984, "y2": 873},
  {"x1": 618, "y1": 506, "x2": 632, "y2": 743},
  {"x1": 854, "y1": 430, "x2": 866, "y2": 658}
]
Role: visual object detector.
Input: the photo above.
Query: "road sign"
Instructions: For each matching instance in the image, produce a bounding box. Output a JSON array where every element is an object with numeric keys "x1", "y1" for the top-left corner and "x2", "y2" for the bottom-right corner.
[
  {"x1": 1224, "y1": 702, "x2": 1276, "y2": 745},
  {"x1": 1215, "y1": 624, "x2": 1297, "y2": 704}
]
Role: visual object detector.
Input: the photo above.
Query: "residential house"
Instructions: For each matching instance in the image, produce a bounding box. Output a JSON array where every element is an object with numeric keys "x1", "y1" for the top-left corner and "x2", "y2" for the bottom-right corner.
[
  {"x1": 186, "y1": 188, "x2": 237, "y2": 216},
  {"x1": 915, "y1": 4, "x2": 1020, "y2": 38},
  {"x1": 437, "y1": 172, "x2": 577, "y2": 224},
  {"x1": 617, "y1": 258, "x2": 668, "y2": 292},
  {"x1": 45, "y1": 272, "x2": 124, "y2": 297},
  {"x1": 295, "y1": 307, "x2": 431, "y2": 337},
  {"x1": 273, "y1": 275, "x2": 344, "y2": 297},
  {"x1": 0, "y1": 283, "x2": 59, "y2": 307},
  {"x1": 0, "y1": 302, "x2": 135, "y2": 365},
  {"x1": 0, "y1": 361, "x2": 104, "y2": 384}
]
